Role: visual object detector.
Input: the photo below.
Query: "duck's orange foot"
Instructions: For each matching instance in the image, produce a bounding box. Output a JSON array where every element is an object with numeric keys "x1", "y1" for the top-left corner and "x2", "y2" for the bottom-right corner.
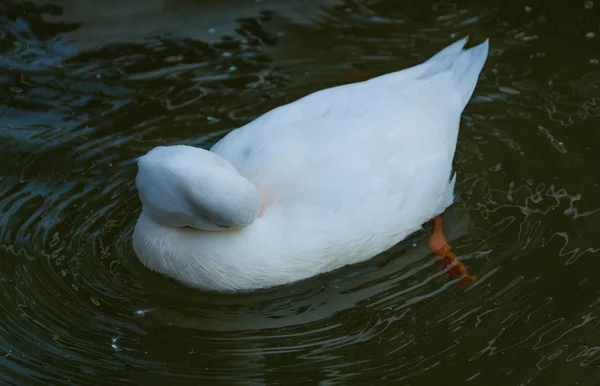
[{"x1": 428, "y1": 215, "x2": 476, "y2": 287}]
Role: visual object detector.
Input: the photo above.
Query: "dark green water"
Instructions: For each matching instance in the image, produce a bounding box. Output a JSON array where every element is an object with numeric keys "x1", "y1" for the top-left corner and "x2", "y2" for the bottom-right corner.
[{"x1": 2, "y1": 0, "x2": 600, "y2": 384}]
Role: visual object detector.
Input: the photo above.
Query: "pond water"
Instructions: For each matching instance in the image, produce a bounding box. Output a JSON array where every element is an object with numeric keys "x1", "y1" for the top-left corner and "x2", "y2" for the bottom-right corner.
[{"x1": 1, "y1": 0, "x2": 600, "y2": 384}]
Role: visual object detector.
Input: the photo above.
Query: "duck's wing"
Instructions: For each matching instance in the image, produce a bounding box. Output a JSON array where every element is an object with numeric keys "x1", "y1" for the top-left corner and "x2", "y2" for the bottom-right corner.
[{"x1": 211, "y1": 38, "x2": 489, "y2": 219}]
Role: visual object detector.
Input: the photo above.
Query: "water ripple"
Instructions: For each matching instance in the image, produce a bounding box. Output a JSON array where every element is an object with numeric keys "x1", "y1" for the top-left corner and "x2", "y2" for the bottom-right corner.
[{"x1": 2, "y1": 1, "x2": 600, "y2": 385}]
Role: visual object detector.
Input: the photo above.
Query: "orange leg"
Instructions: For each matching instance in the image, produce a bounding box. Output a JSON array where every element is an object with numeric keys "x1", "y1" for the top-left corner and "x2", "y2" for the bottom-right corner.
[{"x1": 428, "y1": 216, "x2": 476, "y2": 287}]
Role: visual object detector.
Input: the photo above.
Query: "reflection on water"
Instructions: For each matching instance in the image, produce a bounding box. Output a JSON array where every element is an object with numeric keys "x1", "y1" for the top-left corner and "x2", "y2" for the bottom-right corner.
[{"x1": 2, "y1": 0, "x2": 600, "y2": 384}]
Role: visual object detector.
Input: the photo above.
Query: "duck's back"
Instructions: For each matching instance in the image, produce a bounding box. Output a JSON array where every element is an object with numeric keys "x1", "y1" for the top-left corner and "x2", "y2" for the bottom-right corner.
[{"x1": 211, "y1": 38, "x2": 489, "y2": 242}]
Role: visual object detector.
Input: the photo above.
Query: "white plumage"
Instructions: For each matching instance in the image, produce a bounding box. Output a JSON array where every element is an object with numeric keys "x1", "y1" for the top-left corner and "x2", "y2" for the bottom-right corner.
[{"x1": 132, "y1": 37, "x2": 490, "y2": 292}]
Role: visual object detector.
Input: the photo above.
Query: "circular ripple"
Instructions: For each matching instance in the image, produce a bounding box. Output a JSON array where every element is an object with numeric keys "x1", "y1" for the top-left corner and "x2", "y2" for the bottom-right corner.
[{"x1": 3, "y1": 2, "x2": 600, "y2": 385}]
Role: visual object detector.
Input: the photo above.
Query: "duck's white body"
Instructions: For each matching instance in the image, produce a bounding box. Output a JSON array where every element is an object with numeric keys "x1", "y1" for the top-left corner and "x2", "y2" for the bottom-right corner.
[{"x1": 132, "y1": 37, "x2": 489, "y2": 292}]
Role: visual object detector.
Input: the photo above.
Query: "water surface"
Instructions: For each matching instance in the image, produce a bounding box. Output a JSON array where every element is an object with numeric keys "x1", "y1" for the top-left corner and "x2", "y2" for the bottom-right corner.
[{"x1": 2, "y1": 0, "x2": 600, "y2": 384}]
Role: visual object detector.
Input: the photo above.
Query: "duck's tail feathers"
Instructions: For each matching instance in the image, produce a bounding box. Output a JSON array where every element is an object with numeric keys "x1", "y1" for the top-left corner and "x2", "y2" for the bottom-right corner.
[
  {"x1": 418, "y1": 37, "x2": 489, "y2": 109},
  {"x1": 452, "y1": 39, "x2": 489, "y2": 109},
  {"x1": 427, "y1": 36, "x2": 469, "y2": 63}
]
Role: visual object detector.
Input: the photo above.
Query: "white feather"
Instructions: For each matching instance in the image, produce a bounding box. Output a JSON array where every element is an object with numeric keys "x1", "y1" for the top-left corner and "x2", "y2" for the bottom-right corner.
[{"x1": 132, "y1": 38, "x2": 490, "y2": 291}]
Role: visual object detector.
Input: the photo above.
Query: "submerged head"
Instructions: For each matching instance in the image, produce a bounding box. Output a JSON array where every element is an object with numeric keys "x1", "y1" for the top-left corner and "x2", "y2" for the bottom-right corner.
[{"x1": 135, "y1": 145, "x2": 261, "y2": 231}]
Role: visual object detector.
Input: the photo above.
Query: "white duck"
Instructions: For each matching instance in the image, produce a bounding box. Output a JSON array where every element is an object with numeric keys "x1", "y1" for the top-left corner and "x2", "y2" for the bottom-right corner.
[{"x1": 132, "y1": 37, "x2": 489, "y2": 292}]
